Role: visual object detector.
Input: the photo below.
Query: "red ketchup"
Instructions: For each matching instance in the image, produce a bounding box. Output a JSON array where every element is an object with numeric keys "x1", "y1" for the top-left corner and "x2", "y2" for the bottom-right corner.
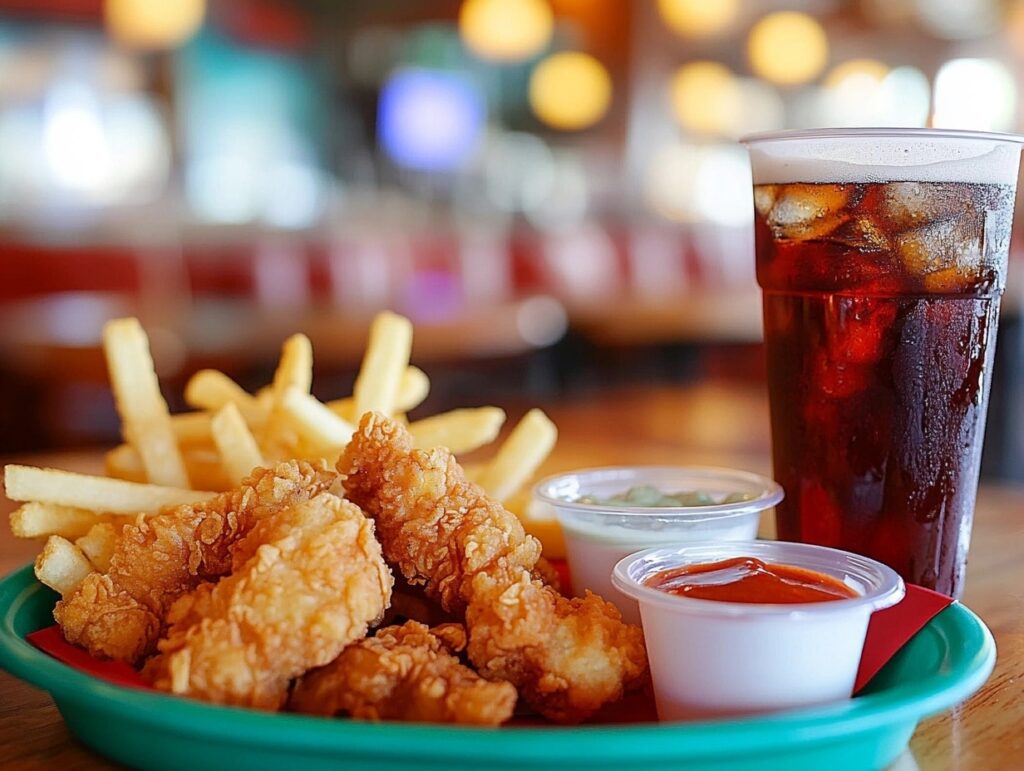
[{"x1": 644, "y1": 557, "x2": 859, "y2": 604}]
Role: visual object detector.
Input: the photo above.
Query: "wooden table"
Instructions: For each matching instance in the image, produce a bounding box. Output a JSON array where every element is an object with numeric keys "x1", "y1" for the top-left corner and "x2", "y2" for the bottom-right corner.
[{"x1": 1, "y1": 384, "x2": 1022, "y2": 769}]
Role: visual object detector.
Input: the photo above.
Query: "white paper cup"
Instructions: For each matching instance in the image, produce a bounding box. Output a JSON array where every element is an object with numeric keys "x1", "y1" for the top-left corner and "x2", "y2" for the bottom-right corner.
[
  {"x1": 534, "y1": 466, "x2": 783, "y2": 623},
  {"x1": 612, "y1": 541, "x2": 905, "y2": 721}
]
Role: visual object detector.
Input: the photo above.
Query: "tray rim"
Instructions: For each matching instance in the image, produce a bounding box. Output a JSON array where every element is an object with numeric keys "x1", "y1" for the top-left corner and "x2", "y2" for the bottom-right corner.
[{"x1": 0, "y1": 562, "x2": 996, "y2": 763}]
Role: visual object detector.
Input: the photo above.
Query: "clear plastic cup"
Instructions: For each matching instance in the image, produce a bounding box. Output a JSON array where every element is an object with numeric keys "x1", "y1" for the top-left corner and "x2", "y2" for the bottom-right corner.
[
  {"x1": 744, "y1": 128, "x2": 1024, "y2": 599},
  {"x1": 533, "y1": 466, "x2": 783, "y2": 623},
  {"x1": 612, "y1": 541, "x2": 905, "y2": 721}
]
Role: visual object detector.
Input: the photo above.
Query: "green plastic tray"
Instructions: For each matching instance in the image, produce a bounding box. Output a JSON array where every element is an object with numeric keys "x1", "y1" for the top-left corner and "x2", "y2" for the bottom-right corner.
[{"x1": 0, "y1": 563, "x2": 995, "y2": 771}]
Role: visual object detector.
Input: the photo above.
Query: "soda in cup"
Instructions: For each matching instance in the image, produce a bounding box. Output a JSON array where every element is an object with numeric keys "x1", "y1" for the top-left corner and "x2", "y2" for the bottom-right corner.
[{"x1": 743, "y1": 129, "x2": 1023, "y2": 598}]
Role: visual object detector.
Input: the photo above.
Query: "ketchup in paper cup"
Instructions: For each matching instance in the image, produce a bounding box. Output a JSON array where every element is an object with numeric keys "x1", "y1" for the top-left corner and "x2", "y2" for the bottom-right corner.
[
  {"x1": 534, "y1": 466, "x2": 783, "y2": 623},
  {"x1": 612, "y1": 541, "x2": 904, "y2": 721}
]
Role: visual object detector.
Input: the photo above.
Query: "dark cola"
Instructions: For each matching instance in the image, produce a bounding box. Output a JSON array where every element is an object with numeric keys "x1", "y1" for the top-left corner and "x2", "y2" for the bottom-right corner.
[{"x1": 754, "y1": 180, "x2": 1014, "y2": 597}]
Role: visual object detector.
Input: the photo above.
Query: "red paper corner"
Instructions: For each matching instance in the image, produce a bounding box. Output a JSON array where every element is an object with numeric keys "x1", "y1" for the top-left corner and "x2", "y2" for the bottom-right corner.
[
  {"x1": 853, "y1": 584, "x2": 953, "y2": 693},
  {"x1": 27, "y1": 626, "x2": 150, "y2": 690}
]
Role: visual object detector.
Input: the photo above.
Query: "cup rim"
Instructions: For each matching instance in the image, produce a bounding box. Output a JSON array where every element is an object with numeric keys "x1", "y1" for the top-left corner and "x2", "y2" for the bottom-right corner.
[
  {"x1": 533, "y1": 465, "x2": 784, "y2": 520},
  {"x1": 740, "y1": 126, "x2": 1024, "y2": 146},
  {"x1": 612, "y1": 540, "x2": 906, "y2": 618}
]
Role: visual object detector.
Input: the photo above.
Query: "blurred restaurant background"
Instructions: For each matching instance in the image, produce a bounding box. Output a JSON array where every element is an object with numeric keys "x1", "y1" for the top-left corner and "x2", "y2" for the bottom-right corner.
[{"x1": 2, "y1": 0, "x2": 1024, "y2": 478}]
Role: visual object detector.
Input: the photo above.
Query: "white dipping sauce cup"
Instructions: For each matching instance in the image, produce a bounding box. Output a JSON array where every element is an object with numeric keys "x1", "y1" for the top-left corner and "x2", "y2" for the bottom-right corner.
[
  {"x1": 612, "y1": 541, "x2": 905, "y2": 721},
  {"x1": 534, "y1": 466, "x2": 783, "y2": 623}
]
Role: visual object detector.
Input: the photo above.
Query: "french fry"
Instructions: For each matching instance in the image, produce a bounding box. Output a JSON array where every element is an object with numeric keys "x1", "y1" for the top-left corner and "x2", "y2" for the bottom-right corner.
[
  {"x1": 272, "y1": 334, "x2": 313, "y2": 395},
  {"x1": 105, "y1": 443, "x2": 147, "y2": 483},
  {"x1": 352, "y1": 312, "x2": 413, "y2": 418},
  {"x1": 104, "y1": 318, "x2": 189, "y2": 488},
  {"x1": 184, "y1": 370, "x2": 265, "y2": 425},
  {"x1": 408, "y1": 407, "x2": 506, "y2": 454},
  {"x1": 179, "y1": 447, "x2": 234, "y2": 492},
  {"x1": 75, "y1": 522, "x2": 118, "y2": 572},
  {"x1": 10, "y1": 503, "x2": 113, "y2": 540},
  {"x1": 107, "y1": 444, "x2": 232, "y2": 492},
  {"x1": 328, "y1": 366, "x2": 429, "y2": 422},
  {"x1": 170, "y1": 412, "x2": 214, "y2": 447},
  {"x1": 34, "y1": 536, "x2": 93, "y2": 596},
  {"x1": 211, "y1": 403, "x2": 265, "y2": 486},
  {"x1": 4, "y1": 465, "x2": 214, "y2": 514},
  {"x1": 278, "y1": 388, "x2": 355, "y2": 458},
  {"x1": 262, "y1": 334, "x2": 315, "y2": 453},
  {"x1": 474, "y1": 409, "x2": 558, "y2": 503}
]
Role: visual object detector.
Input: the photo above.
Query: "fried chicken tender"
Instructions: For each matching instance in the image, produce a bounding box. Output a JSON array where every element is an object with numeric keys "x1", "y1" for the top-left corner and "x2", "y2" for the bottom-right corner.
[
  {"x1": 340, "y1": 414, "x2": 540, "y2": 616},
  {"x1": 289, "y1": 621, "x2": 516, "y2": 725},
  {"x1": 54, "y1": 460, "x2": 339, "y2": 663},
  {"x1": 143, "y1": 492, "x2": 392, "y2": 709},
  {"x1": 339, "y1": 413, "x2": 647, "y2": 723}
]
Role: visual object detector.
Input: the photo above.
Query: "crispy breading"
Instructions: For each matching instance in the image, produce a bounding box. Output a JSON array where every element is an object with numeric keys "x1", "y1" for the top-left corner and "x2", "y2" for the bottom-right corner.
[
  {"x1": 466, "y1": 572, "x2": 647, "y2": 723},
  {"x1": 54, "y1": 460, "x2": 339, "y2": 663},
  {"x1": 338, "y1": 413, "x2": 648, "y2": 723},
  {"x1": 289, "y1": 621, "x2": 516, "y2": 725},
  {"x1": 339, "y1": 415, "x2": 540, "y2": 615},
  {"x1": 143, "y1": 492, "x2": 392, "y2": 710}
]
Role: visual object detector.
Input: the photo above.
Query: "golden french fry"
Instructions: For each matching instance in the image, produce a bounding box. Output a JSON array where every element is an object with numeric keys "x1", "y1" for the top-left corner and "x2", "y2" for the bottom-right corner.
[
  {"x1": 75, "y1": 522, "x2": 118, "y2": 572},
  {"x1": 4, "y1": 465, "x2": 214, "y2": 514},
  {"x1": 107, "y1": 443, "x2": 231, "y2": 491},
  {"x1": 105, "y1": 443, "x2": 147, "y2": 483},
  {"x1": 9, "y1": 503, "x2": 114, "y2": 540},
  {"x1": 180, "y1": 447, "x2": 234, "y2": 492},
  {"x1": 352, "y1": 312, "x2": 413, "y2": 418},
  {"x1": 103, "y1": 318, "x2": 189, "y2": 488},
  {"x1": 278, "y1": 387, "x2": 355, "y2": 458},
  {"x1": 328, "y1": 366, "x2": 429, "y2": 422},
  {"x1": 170, "y1": 412, "x2": 214, "y2": 447},
  {"x1": 34, "y1": 536, "x2": 93, "y2": 596},
  {"x1": 184, "y1": 370, "x2": 265, "y2": 425},
  {"x1": 261, "y1": 334, "x2": 315, "y2": 453},
  {"x1": 272, "y1": 334, "x2": 313, "y2": 395},
  {"x1": 211, "y1": 403, "x2": 265, "y2": 486},
  {"x1": 474, "y1": 409, "x2": 558, "y2": 503},
  {"x1": 408, "y1": 407, "x2": 506, "y2": 454},
  {"x1": 461, "y1": 462, "x2": 484, "y2": 483}
]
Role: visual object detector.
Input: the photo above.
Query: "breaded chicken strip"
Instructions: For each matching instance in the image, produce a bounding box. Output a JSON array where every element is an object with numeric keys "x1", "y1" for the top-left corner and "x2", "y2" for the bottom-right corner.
[
  {"x1": 54, "y1": 460, "x2": 339, "y2": 663},
  {"x1": 143, "y1": 492, "x2": 392, "y2": 709},
  {"x1": 340, "y1": 415, "x2": 540, "y2": 615},
  {"x1": 339, "y1": 413, "x2": 647, "y2": 723},
  {"x1": 289, "y1": 621, "x2": 516, "y2": 725}
]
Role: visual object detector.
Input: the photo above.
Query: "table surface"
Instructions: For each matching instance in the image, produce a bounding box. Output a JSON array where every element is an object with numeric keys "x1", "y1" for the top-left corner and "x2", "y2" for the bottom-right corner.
[{"x1": 1, "y1": 383, "x2": 1022, "y2": 770}]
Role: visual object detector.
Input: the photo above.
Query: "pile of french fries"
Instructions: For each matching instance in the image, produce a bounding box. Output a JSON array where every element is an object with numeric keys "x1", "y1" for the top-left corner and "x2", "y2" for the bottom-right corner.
[{"x1": 4, "y1": 312, "x2": 564, "y2": 597}]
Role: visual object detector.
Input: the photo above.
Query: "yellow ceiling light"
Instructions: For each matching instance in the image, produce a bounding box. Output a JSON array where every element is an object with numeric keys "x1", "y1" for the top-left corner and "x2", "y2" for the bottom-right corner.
[
  {"x1": 529, "y1": 52, "x2": 612, "y2": 131},
  {"x1": 825, "y1": 58, "x2": 889, "y2": 89},
  {"x1": 658, "y1": 0, "x2": 739, "y2": 38},
  {"x1": 669, "y1": 61, "x2": 741, "y2": 136},
  {"x1": 459, "y1": 0, "x2": 554, "y2": 63},
  {"x1": 747, "y1": 11, "x2": 828, "y2": 86},
  {"x1": 105, "y1": 0, "x2": 205, "y2": 50}
]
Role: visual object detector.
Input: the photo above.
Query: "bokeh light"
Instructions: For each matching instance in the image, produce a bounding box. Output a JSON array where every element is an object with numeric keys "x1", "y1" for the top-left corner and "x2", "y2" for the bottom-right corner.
[
  {"x1": 645, "y1": 143, "x2": 752, "y2": 226},
  {"x1": 644, "y1": 143, "x2": 701, "y2": 223},
  {"x1": 459, "y1": 0, "x2": 554, "y2": 62},
  {"x1": 693, "y1": 145, "x2": 752, "y2": 227},
  {"x1": 668, "y1": 61, "x2": 741, "y2": 136},
  {"x1": 748, "y1": 12, "x2": 828, "y2": 86},
  {"x1": 378, "y1": 69, "x2": 485, "y2": 171},
  {"x1": 820, "y1": 62, "x2": 930, "y2": 128},
  {"x1": 914, "y1": 0, "x2": 999, "y2": 40},
  {"x1": 824, "y1": 58, "x2": 888, "y2": 89},
  {"x1": 104, "y1": 0, "x2": 205, "y2": 50},
  {"x1": 735, "y1": 79, "x2": 785, "y2": 136},
  {"x1": 933, "y1": 58, "x2": 1016, "y2": 132},
  {"x1": 529, "y1": 52, "x2": 612, "y2": 131},
  {"x1": 657, "y1": 0, "x2": 739, "y2": 38}
]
